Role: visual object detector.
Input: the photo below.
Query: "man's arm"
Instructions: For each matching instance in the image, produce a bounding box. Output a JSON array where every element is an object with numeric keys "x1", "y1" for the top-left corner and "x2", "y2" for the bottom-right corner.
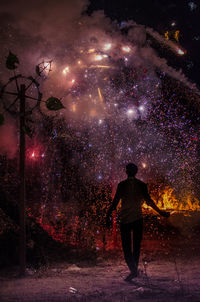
[{"x1": 143, "y1": 184, "x2": 170, "y2": 217}]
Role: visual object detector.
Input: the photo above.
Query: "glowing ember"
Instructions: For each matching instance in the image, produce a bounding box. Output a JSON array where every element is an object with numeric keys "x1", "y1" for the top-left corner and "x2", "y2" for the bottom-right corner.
[
  {"x1": 89, "y1": 65, "x2": 111, "y2": 69},
  {"x1": 63, "y1": 66, "x2": 70, "y2": 74},
  {"x1": 139, "y1": 105, "x2": 145, "y2": 112},
  {"x1": 127, "y1": 109, "x2": 134, "y2": 115},
  {"x1": 88, "y1": 48, "x2": 95, "y2": 53},
  {"x1": 122, "y1": 46, "x2": 131, "y2": 53},
  {"x1": 94, "y1": 54, "x2": 104, "y2": 61},
  {"x1": 176, "y1": 48, "x2": 185, "y2": 55},
  {"x1": 103, "y1": 43, "x2": 112, "y2": 50},
  {"x1": 127, "y1": 108, "x2": 137, "y2": 117},
  {"x1": 98, "y1": 87, "x2": 103, "y2": 102},
  {"x1": 1, "y1": 3, "x2": 200, "y2": 252}
]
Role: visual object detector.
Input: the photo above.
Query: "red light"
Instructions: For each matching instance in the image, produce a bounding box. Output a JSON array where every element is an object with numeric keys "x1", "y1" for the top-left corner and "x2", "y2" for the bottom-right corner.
[{"x1": 31, "y1": 152, "x2": 35, "y2": 158}]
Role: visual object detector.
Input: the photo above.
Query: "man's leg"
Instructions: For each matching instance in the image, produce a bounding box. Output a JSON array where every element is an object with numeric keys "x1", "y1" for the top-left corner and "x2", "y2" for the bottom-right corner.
[
  {"x1": 132, "y1": 218, "x2": 143, "y2": 273},
  {"x1": 120, "y1": 223, "x2": 135, "y2": 273}
]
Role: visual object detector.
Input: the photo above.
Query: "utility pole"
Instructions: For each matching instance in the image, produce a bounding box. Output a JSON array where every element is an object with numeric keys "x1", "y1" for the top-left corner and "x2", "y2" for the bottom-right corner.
[
  {"x1": 0, "y1": 52, "x2": 63, "y2": 276},
  {"x1": 19, "y1": 84, "x2": 26, "y2": 275}
]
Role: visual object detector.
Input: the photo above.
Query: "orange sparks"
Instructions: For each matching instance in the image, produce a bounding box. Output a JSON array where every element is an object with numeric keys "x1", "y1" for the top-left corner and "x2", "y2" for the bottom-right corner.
[
  {"x1": 98, "y1": 88, "x2": 103, "y2": 102},
  {"x1": 88, "y1": 48, "x2": 95, "y2": 53}
]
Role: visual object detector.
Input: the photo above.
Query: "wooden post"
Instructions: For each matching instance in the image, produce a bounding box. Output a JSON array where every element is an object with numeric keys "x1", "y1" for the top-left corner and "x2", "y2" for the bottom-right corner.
[{"x1": 19, "y1": 84, "x2": 26, "y2": 275}]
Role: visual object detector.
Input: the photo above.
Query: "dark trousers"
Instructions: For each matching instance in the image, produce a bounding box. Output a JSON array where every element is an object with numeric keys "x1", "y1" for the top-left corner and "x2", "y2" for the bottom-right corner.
[{"x1": 120, "y1": 218, "x2": 143, "y2": 273}]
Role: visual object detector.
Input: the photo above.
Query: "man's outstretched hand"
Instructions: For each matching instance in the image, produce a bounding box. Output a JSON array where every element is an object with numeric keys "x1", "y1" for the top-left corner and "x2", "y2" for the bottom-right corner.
[{"x1": 159, "y1": 210, "x2": 170, "y2": 218}]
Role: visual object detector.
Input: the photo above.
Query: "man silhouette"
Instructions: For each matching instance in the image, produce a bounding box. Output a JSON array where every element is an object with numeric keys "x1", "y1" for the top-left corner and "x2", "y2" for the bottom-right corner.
[{"x1": 106, "y1": 163, "x2": 170, "y2": 281}]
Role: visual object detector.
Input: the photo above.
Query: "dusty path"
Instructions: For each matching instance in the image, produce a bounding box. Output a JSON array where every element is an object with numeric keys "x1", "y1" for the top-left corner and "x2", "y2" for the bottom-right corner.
[{"x1": 1, "y1": 259, "x2": 200, "y2": 302}]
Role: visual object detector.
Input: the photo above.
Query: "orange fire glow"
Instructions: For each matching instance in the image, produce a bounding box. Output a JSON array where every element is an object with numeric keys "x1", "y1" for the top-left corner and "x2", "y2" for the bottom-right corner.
[{"x1": 143, "y1": 186, "x2": 200, "y2": 212}]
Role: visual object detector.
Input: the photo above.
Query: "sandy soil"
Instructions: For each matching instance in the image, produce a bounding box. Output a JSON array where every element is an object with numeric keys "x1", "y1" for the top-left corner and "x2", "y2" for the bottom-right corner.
[
  {"x1": 1, "y1": 212, "x2": 200, "y2": 301},
  {"x1": 1, "y1": 257, "x2": 200, "y2": 302}
]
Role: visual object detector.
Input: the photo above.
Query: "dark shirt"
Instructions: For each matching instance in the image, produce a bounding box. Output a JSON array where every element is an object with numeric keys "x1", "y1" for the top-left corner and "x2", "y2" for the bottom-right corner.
[{"x1": 109, "y1": 177, "x2": 153, "y2": 224}]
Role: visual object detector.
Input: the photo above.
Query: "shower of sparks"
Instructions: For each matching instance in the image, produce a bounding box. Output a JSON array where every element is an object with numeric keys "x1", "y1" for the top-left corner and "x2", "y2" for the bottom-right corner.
[
  {"x1": 46, "y1": 26, "x2": 199, "y2": 207},
  {"x1": 1, "y1": 9, "x2": 200, "y2": 219},
  {"x1": 26, "y1": 25, "x2": 199, "y2": 206}
]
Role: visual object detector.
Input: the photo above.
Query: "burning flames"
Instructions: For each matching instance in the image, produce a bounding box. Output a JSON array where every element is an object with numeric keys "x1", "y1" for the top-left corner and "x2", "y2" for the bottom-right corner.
[{"x1": 143, "y1": 186, "x2": 200, "y2": 212}]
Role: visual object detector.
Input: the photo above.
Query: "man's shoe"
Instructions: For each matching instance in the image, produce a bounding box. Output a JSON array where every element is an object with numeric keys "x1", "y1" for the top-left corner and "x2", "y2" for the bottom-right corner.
[{"x1": 124, "y1": 272, "x2": 138, "y2": 282}]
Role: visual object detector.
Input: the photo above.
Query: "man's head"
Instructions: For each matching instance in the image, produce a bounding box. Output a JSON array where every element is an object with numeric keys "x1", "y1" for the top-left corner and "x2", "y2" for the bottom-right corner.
[{"x1": 126, "y1": 163, "x2": 138, "y2": 177}]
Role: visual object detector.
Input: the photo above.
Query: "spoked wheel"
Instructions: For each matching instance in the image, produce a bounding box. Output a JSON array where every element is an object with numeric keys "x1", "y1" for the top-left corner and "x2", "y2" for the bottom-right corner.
[{"x1": 0, "y1": 74, "x2": 42, "y2": 116}]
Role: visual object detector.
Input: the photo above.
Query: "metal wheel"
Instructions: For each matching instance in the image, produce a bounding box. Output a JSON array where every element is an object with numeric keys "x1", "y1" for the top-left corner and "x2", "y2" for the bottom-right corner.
[{"x1": 0, "y1": 74, "x2": 42, "y2": 116}]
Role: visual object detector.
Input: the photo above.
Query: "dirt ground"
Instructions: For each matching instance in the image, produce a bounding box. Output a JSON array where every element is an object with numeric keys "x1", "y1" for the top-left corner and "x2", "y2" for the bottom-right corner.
[
  {"x1": 1, "y1": 256, "x2": 200, "y2": 302},
  {"x1": 1, "y1": 212, "x2": 200, "y2": 301}
]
